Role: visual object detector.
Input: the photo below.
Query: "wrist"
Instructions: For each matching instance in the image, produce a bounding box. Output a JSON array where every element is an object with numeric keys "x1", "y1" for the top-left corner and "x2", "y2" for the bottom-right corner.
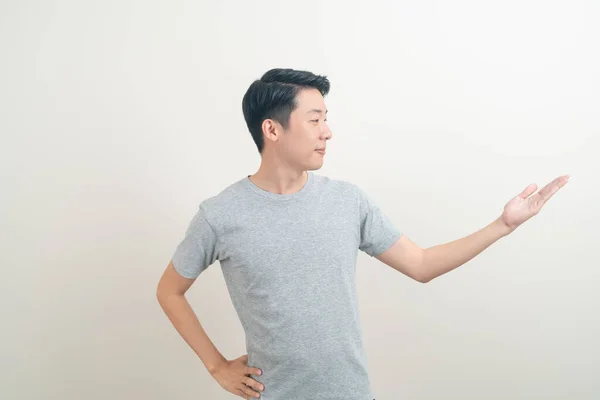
[
  {"x1": 207, "y1": 356, "x2": 228, "y2": 376},
  {"x1": 493, "y1": 216, "x2": 514, "y2": 237}
]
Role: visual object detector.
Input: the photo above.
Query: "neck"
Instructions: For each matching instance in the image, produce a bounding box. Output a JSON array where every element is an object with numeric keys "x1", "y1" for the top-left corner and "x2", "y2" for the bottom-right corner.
[{"x1": 249, "y1": 156, "x2": 308, "y2": 195}]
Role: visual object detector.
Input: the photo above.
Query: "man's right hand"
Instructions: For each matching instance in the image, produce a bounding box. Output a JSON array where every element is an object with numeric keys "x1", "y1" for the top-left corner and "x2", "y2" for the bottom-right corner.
[{"x1": 211, "y1": 354, "x2": 264, "y2": 399}]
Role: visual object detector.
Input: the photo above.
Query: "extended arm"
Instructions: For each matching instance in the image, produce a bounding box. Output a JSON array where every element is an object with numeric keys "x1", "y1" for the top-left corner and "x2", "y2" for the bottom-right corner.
[{"x1": 376, "y1": 175, "x2": 569, "y2": 282}]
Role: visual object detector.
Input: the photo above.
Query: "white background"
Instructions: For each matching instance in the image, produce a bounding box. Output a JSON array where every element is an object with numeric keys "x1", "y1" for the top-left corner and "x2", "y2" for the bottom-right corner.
[{"x1": 2, "y1": 1, "x2": 599, "y2": 399}]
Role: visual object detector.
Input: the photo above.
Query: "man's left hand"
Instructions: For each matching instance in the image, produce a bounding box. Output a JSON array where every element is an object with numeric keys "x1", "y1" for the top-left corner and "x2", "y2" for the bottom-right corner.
[{"x1": 499, "y1": 174, "x2": 570, "y2": 233}]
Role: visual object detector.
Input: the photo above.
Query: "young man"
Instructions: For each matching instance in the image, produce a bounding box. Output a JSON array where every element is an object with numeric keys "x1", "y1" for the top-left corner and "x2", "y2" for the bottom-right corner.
[{"x1": 156, "y1": 68, "x2": 569, "y2": 400}]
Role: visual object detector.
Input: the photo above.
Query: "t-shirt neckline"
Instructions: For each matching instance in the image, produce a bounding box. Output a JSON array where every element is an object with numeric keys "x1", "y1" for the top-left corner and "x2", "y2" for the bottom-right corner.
[{"x1": 241, "y1": 171, "x2": 314, "y2": 201}]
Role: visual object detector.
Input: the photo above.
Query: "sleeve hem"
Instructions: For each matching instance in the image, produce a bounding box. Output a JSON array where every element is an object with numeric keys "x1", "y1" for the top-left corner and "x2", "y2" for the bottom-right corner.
[
  {"x1": 171, "y1": 256, "x2": 201, "y2": 280},
  {"x1": 369, "y1": 232, "x2": 404, "y2": 257}
]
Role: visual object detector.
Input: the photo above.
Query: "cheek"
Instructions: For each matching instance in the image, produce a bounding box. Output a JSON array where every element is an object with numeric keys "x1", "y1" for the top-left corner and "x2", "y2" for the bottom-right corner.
[{"x1": 287, "y1": 133, "x2": 311, "y2": 149}]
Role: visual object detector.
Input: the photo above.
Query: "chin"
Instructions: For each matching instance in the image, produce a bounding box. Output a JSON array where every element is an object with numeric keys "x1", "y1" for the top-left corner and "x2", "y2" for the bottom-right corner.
[{"x1": 306, "y1": 163, "x2": 324, "y2": 171}]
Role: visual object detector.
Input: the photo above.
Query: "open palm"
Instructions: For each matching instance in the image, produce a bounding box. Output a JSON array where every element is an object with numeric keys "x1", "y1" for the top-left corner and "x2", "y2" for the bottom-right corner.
[{"x1": 501, "y1": 175, "x2": 570, "y2": 232}]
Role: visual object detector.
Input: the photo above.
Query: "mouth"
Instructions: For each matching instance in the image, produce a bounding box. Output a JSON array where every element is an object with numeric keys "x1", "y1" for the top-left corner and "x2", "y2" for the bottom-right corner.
[{"x1": 315, "y1": 149, "x2": 326, "y2": 155}]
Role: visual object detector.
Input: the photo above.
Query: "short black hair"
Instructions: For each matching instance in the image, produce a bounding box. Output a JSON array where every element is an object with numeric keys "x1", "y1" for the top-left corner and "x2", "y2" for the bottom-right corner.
[{"x1": 242, "y1": 68, "x2": 330, "y2": 154}]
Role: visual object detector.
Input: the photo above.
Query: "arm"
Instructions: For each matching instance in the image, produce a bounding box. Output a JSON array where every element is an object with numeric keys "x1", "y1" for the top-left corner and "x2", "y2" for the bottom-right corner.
[
  {"x1": 156, "y1": 260, "x2": 227, "y2": 375},
  {"x1": 419, "y1": 217, "x2": 510, "y2": 282},
  {"x1": 376, "y1": 218, "x2": 510, "y2": 283},
  {"x1": 377, "y1": 175, "x2": 569, "y2": 283},
  {"x1": 157, "y1": 261, "x2": 266, "y2": 398}
]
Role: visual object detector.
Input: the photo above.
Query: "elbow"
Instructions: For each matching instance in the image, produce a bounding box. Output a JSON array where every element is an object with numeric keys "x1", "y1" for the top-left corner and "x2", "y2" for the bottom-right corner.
[
  {"x1": 156, "y1": 274, "x2": 166, "y2": 299},
  {"x1": 156, "y1": 277, "x2": 174, "y2": 306},
  {"x1": 156, "y1": 281, "x2": 166, "y2": 305},
  {"x1": 416, "y1": 251, "x2": 432, "y2": 283},
  {"x1": 415, "y1": 269, "x2": 429, "y2": 283},
  {"x1": 156, "y1": 282, "x2": 175, "y2": 302},
  {"x1": 156, "y1": 284, "x2": 178, "y2": 311},
  {"x1": 417, "y1": 263, "x2": 432, "y2": 283}
]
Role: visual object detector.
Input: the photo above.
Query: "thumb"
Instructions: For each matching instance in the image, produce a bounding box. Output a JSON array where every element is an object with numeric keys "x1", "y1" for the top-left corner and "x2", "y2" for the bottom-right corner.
[{"x1": 518, "y1": 183, "x2": 538, "y2": 199}]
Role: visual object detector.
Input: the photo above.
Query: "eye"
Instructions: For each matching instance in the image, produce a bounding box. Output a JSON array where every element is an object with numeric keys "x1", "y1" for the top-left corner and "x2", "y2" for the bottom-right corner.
[{"x1": 310, "y1": 119, "x2": 319, "y2": 123}]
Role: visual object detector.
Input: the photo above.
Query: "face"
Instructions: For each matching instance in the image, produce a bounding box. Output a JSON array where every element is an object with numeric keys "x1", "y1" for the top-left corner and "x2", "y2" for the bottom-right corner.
[{"x1": 263, "y1": 88, "x2": 332, "y2": 171}]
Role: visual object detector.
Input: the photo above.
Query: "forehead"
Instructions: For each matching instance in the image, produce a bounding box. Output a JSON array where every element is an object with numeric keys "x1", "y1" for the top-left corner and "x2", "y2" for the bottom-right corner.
[{"x1": 294, "y1": 88, "x2": 327, "y2": 112}]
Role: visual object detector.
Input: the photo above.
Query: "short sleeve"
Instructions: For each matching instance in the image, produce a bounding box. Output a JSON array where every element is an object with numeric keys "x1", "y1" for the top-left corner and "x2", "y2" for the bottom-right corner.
[
  {"x1": 357, "y1": 186, "x2": 403, "y2": 257},
  {"x1": 171, "y1": 205, "x2": 220, "y2": 279}
]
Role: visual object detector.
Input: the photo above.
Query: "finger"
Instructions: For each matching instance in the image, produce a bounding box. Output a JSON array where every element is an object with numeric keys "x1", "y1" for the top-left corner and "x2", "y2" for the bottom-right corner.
[
  {"x1": 241, "y1": 384, "x2": 261, "y2": 399},
  {"x1": 538, "y1": 175, "x2": 568, "y2": 202},
  {"x1": 519, "y1": 183, "x2": 538, "y2": 199},
  {"x1": 538, "y1": 185, "x2": 560, "y2": 206},
  {"x1": 244, "y1": 376, "x2": 264, "y2": 392},
  {"x1": 245, "y1": 367, "x2": 262, "y2": 377}
]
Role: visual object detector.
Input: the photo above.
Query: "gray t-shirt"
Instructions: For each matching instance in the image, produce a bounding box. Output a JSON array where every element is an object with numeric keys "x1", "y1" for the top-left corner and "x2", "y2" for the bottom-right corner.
[{"x1": 172, "y1": 171, "x2": 402, "y2": 400}]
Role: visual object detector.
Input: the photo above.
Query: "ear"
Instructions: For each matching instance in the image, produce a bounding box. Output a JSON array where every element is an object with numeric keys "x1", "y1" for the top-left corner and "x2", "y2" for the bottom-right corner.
[{"x1": 262, "y1": 119, "x2": 283, "y2": 145}]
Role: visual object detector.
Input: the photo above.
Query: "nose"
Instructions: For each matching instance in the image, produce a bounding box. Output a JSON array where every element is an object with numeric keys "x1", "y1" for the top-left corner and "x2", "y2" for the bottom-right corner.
[{"x1": 321, "y1": 122, "x2": 332, "y2": 140}]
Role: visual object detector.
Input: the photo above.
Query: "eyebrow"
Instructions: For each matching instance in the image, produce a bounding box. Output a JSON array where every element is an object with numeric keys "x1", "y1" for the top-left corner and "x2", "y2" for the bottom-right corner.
[{"x1": 306, "y1": 109, "x2": 328, "y2": 115}]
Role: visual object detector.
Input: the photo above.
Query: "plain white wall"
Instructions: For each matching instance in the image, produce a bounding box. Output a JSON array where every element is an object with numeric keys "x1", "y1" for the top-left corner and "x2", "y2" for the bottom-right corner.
[{"x1": 2, "y1": 1, "x2": 599, "y2": 399}]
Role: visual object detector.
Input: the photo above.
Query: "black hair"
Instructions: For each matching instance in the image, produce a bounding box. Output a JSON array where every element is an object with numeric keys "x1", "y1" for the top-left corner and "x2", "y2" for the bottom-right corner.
[{"x1": 242, "y1": 68, "x2": 330, "y2": 154}]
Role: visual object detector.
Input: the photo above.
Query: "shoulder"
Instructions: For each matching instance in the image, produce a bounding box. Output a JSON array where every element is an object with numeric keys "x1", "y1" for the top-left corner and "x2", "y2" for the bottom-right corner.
[
  {"x1": 195, "y1": 177, "x2": 250, "y2": 225},
  {"x1": 311, "y1": 172, "x2": 360, "y2": 197},
  {"x1": 315, "y1": 174, "x2": 384, "y2": 212}
]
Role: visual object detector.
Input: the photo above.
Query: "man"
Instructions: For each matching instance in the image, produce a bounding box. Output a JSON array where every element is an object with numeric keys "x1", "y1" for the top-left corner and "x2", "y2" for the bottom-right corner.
[{"x1": 156, "y1": 68, "x2": 569, "y2": 400}]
